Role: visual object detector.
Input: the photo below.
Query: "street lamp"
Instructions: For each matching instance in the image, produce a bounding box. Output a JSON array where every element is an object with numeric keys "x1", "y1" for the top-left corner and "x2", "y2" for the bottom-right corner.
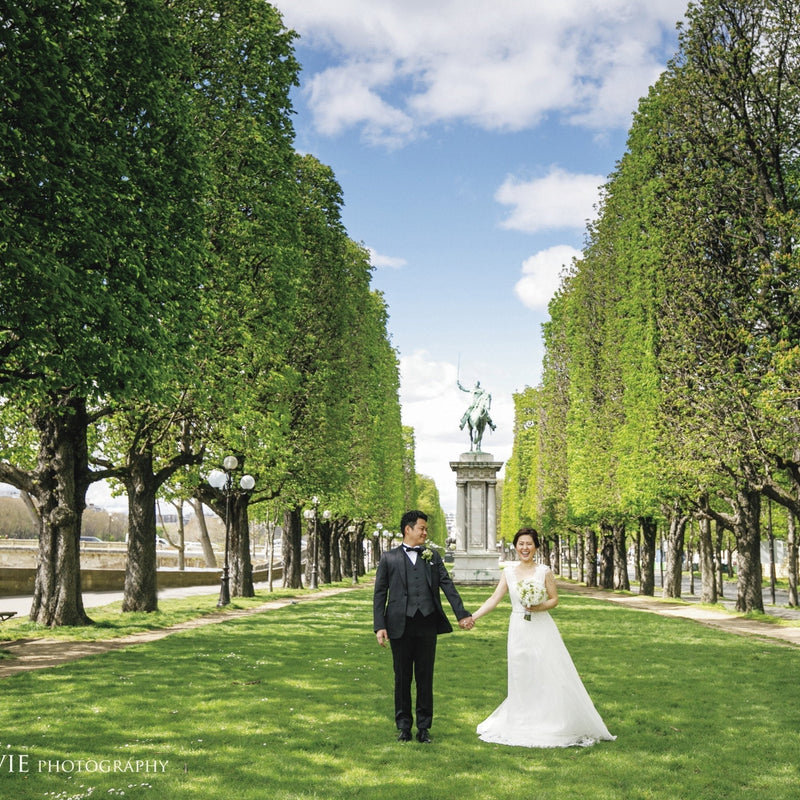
[
  {"x1": 303, "y1": 497, "x2": 330, "y2": 590},
  {"x1": 208, "y1": 456, "x2": 255, "y2": 607},
  {"x1": 348, "y1": 522, "x2": 358, "y2": 584}
]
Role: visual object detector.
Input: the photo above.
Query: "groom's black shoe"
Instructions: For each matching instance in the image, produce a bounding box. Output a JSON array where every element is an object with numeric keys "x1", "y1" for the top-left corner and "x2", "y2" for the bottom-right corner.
[
  {"x1": 416, "y1": 728, "x2": 432, "y2": 743},
  {"x1": 397, "y1": 729, "x2": 412, "y2": 742}
]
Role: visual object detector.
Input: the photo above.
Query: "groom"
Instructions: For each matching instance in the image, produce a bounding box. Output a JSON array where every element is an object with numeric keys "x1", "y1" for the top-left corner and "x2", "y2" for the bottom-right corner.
[{"x1": 373, "y1": 510, "x2": 474, "y2": 743}]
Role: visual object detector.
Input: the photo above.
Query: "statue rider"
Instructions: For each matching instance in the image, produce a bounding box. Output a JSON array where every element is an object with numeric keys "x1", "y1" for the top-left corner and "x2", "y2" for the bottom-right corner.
[{"x1": 458, "y1": 380, "x2": 496, "y2": 451}]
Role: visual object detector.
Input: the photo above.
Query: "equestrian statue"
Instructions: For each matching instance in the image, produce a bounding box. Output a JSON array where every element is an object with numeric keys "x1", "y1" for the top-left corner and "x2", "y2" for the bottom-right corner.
[{"x1": 458, "y1": 379, "x2": 496, "y2": 452}]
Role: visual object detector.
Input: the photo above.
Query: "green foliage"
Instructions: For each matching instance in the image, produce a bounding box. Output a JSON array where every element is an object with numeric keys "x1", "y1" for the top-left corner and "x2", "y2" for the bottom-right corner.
[
  {"x1": 402, "y1": 427, "x2": 419, "y2": 510},
  {"x1": 415, "y1": 474, "x2": 448, "y2": 545},
  {"x1": 0, "y1": 0, "x2": 205, "y2": 405},
  {"x1": 0, "y1": 1, "x2": 410, "y2": 622},
  {"x1": 503, "y1": 0, "x2": 800, "y2": 589}
]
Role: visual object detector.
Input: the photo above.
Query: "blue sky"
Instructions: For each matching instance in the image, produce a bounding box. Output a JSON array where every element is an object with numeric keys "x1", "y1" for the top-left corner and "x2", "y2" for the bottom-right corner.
[{"x1": 272, "y1": 0, "x2": 690, "y2": 514}]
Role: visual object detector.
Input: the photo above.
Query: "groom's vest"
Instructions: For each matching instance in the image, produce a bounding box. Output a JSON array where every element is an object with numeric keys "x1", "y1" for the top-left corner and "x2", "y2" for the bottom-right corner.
[{"x1": 405, "y1": 555, "x2": 435, "y2": 618}]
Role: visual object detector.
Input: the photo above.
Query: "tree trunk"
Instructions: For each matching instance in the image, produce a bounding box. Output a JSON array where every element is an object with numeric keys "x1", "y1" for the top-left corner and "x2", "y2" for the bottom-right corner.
[
  {"x1": 585, "y1": 527, "x2": 598, "y2": 587},
  {"x1": 174, "y1": 500, "x2": 186, "y2": 571},
  {"x1": 356, "y1": 529, "x2": 366, "y2": 577},
  {"x1": 330, "y1": 523, "x2": 343, "y2": 582},
  {"x1": 639, "y1": 516, "x2": 657, "y2": 596},
  {"x1": 551, "y1": 532, "x2": 561, "y2": 574},
  {"x1": 576, "y1": 530, "x2": 585, "y2": 583},
  {"x1": 283, "y1": 507, "x2": 303, "y2": 589},
  {"x1": 732, "y1": 486, "x2": 763, "y2": 613},
  {"x1": 228, "y1": 493, "x2": 254, "y2": 597},
  {"x1": 788, "y1": 510, "x2": 798, "y2": 607},
  {"x1": 715, "y1": 521, "x2": 725, "y2": 598},
  {"x1": 192, "y1": 499, "x2": 217, "y2": 568},
  {"x1": 565, "y1": 531, "x2": 573, "y2": 580},
  {"x1": 766, "y1": 498, "x2": 776, "y2": 605},
  {"x1": 303, "y1": 514, "x2": 314, "y2": 586},
  {"x1": 19, "y1": 489, "x2": 41, "y2": 528},
  {"x1": 121, "y1": 433, "x2": 204, "y2": 610},
  {"x1": 30, "y1": 395, "x2": 92, "y2": 627},
  {"x1": 663, "y1": 510, "x2": 687, "y2": 599},
  {"x1": 350, "y1": 527, "x2": 363, "y2": 582},
  {"x1": 697, "y1": 514, "x2": 717, "y2": 604},
  {"x1": 612, "y1": 521, "x2": 629, "y2": 591},
  {"x1": 539, "y1": 537, "x2": 551, "y2": 568},
  {"x1": 281, "y1": 513, "x2": 293, "y2": 587},
  {"x1": 122, "y1": 450, "x2": 159, "y2": 612},
  {"x1": 319, "y1": 519, "x2": 332, "y2": 584},
  {"x1": 599, "y1": 528, "x2": 614, "y2": 590},
  {"x1": 341, "y1": 525, "x2": 353, "y2": 582}
]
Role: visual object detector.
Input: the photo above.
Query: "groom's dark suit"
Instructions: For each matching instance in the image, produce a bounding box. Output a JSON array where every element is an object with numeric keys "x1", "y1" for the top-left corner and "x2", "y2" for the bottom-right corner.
[{"x1": 373, "y1": 544, "x2": 470, "y2": 734}]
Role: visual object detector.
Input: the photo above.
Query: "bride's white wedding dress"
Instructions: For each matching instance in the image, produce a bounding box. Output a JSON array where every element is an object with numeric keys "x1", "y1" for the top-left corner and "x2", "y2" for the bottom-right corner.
[{"x1": 477, "y1": 563, "x2": 615, "y2": 748}]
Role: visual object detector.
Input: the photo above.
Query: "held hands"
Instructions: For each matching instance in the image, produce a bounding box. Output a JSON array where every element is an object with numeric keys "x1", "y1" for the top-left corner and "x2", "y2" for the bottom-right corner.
[{"x1": 459, "y1": 615, "x2": 475, "y2": 630}]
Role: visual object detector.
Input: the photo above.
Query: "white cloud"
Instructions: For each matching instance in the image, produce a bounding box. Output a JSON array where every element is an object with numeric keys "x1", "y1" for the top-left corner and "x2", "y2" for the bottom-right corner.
[
  {"x1": 495, "y1": 167, "x2": 604, "y2": 233},
  {"x1": 274, "y1": 0, "x2": 688, "y2": 145},
  {"x1": 400, "y1": 350, "x2": 457, "y2": 402},
  {"x1": 514, "y1": 245, "x2": 582, "y2": 311},
  {"x1": 367, "y1": 247, "x2": 407, "y2": 269},
  {"x1": 399, "y1": 350, "x2": 514, "y2": 512},
  {"x1": 304, "y1": 61, "x2": 415, "y2": 147}
]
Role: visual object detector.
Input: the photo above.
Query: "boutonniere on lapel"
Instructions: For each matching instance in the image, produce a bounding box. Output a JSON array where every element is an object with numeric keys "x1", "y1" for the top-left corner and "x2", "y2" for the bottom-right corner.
[{"x1": 420, "y1": 544, "x2": 434, "y2": 562}]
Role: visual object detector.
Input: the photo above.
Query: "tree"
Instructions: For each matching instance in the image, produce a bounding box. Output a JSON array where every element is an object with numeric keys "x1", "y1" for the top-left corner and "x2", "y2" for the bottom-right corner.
[
  {"x1": 0, "y1": 1, "x2": 204, "y2": 625},
  {"x1": 651, "y1": 0, "x2": 800, "y2": 610},
  {"x1": 168, "y1": 0, "x2": 302, "y2": 596}
]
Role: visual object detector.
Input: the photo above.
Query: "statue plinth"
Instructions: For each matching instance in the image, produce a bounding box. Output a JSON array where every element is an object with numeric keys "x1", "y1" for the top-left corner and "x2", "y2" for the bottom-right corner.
[{"x1": 450, "y1": 452, "x2": 503, "y2": 584}]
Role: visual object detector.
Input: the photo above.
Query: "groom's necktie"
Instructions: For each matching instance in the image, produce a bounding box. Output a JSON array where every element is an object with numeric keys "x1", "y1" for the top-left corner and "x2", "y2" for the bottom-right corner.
[{"x1": 403, "y1": 545, "x2": 423, "y2": 553}]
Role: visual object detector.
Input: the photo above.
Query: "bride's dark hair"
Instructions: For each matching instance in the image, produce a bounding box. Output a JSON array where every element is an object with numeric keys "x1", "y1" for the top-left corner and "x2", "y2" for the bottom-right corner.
[{"x1": 513, "y1": 527, "x2": 540, "y2": 548}]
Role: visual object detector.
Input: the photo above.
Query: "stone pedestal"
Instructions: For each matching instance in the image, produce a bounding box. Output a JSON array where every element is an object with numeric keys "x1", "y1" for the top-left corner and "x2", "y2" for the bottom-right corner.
[{"x1": 450, "y1": 452, "x2": 503, "y2": 583}]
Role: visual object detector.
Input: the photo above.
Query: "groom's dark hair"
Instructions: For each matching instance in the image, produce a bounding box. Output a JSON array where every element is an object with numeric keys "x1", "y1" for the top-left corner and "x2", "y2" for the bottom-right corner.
[{"x1": 400, "y1": 509, "x2": 428, "y2": 533}]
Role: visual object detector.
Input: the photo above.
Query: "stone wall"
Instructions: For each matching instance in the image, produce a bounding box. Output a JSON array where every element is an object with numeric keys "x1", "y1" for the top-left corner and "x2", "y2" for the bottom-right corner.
[{"x1": 0, "y1": 540, "x2": 212, "y2": 570}]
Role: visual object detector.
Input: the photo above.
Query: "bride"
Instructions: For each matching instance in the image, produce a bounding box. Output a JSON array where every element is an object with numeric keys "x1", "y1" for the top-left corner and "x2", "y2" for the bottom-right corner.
[{"x1": 471, "y1": 527, "x2": 615, "y2": 748}]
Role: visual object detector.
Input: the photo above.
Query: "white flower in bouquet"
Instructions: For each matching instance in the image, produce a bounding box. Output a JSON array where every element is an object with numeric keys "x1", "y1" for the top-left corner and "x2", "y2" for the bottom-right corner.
[{"x1": 517, "y1": 578, "x2": 547, "y2": 620}]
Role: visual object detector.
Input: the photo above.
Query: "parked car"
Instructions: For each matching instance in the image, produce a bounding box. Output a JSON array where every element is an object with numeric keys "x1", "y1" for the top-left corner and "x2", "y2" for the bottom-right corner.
[
  {"x1": 155, "y1": 536, "x2": 169, "y2": 548},
  {"x1": 80, "y1": 536, "x2": 102, "y2": 543}
]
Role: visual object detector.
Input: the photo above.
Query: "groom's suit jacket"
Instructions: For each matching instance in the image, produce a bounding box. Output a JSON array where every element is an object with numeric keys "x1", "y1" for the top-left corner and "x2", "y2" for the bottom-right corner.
[{"x1": 373, "y1": 546, "x2": 469, "y2": 639}]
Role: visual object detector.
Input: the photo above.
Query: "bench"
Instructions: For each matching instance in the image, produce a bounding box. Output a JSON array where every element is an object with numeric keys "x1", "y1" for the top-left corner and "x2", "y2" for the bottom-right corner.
[{"x1": 0, "y1": 611, "x2": 17, "y2": 623}]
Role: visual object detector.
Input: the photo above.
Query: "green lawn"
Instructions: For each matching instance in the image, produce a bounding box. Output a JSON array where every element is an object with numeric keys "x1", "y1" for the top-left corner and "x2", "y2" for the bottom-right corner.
[{"x1": 1, "y1": 585, "x2": 798, "y2": 800}]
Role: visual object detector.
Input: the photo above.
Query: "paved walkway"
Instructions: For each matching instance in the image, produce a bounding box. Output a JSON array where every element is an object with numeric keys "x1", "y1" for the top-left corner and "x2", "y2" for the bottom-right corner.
[{"x1": 3, "y1": 580, "x2": 799, "y2": 679}]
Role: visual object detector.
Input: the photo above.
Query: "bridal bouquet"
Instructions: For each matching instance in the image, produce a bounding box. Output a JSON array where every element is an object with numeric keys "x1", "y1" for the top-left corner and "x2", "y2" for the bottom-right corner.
[{"x1": 517, "y1": 578, "x2": 547, "y2": 621}]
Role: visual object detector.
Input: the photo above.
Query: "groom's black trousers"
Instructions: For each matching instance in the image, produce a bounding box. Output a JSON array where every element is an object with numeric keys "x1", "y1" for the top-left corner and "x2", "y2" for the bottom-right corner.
[{"x1": 390, "y1": 610, "x2": 438, "y2": 731}]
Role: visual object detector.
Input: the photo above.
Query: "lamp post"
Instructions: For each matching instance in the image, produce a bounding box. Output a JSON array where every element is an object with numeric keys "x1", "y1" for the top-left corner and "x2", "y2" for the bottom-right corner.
[
  {"x1": 320, "y1": 508, "x2": 331, "y2": 582},
  {"x1": 208, "y1": 456, "x2": 255, "y2": 607},
  {"x1": 348, "y1": 523, "x2": 358, "y2": 584}
]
